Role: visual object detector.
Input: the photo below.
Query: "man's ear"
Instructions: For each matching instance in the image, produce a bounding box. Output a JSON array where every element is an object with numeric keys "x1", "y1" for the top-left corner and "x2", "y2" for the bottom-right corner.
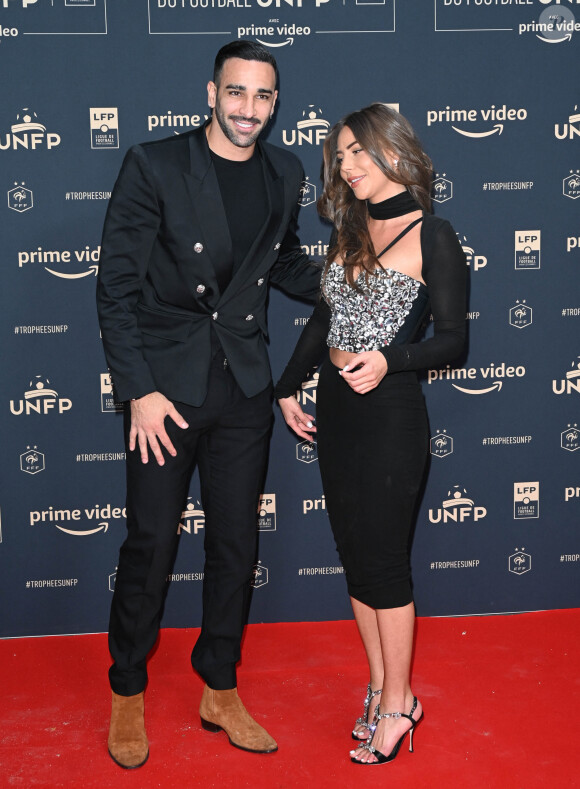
[{"x1": 207, "y1": 81, "x2": 217, "y2": 109}]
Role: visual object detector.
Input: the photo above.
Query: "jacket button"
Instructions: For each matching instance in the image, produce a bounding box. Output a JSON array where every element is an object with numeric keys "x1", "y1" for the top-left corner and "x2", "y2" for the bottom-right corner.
[
  {"x1": 245, "y1": 314, "x2": 254, "y2": 321},
  {"x1": 194, "y1": 242, "x2": 203, "y2": 253},
  {"x1": 212, "y1": 312, "x2": 218, "y2": 320},
  {"x1": 196, "y1": 284, "x2": 206, "y2": 294},
  {"x1": 257, "y1": 278, "x2": 264, "y2": 286},
  {"x1": 274, "y1": 242, "x2": 281, "y2": 251}
]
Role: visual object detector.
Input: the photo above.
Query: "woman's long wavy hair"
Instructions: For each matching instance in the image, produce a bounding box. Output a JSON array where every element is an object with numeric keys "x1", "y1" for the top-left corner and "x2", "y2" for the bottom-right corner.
[{"x1": 318, "y1": 104, "x2": 433, "y2": 288}]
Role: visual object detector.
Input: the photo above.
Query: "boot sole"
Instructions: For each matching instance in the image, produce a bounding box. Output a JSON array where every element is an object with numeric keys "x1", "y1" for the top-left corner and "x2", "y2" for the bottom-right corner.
[
  {"x1": 200, "y1": 717, "x2": 278, "y2": 753},
  {"x1": 108, "y1": 747, "x2": 149, "y2": 769}
]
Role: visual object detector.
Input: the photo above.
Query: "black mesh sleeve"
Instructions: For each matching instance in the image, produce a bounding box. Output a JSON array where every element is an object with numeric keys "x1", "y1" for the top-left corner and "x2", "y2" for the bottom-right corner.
[
  {"x1": 380, "y1": 219, "x2": 467, "y2": 373},
  {"x1": 273, "y1": 298, "x2": 331, "y2": 399}
]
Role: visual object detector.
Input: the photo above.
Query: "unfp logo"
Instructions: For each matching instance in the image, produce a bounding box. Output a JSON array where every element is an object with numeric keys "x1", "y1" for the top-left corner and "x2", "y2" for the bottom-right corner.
[
  {"x1": 555, "y1": 104, "x2": 580, "y2": 140},
  {"x1": 282, "y1": 106, "x2": 330, "y2": 147},
  {"x1": 297, "y1": 369, "x2": 318, "y2": 407},
  {"x1": 428, "y1": 485, "x2": 487, "y2": 524},
  {"x1": 430, "y1": 429, "x2": 454, "y2": 459},
  {"x1": 458, "y1": 234, "x2": 487, "y2": 271},
  {"x1": 0, "y1": 109, "x2": 61, "y2": 152},
  {"x1": 514, "y1": 482, "x2": 539, "y2": 519},
  {"x1": 90, "y1": 108, "x2": 119, "y2": 149},
  {"x1": 10, "y1": 376, "x2": 72, "y2": 415},
  {"x1": 515, "y1": 231, "x2": 541, "y2": 270},
  {"x1": 178, "y1": 498, "x2": 205, "y2": 535},
  {"x1": 552, "y1": 357, "x2": 580, "y2": 395}
]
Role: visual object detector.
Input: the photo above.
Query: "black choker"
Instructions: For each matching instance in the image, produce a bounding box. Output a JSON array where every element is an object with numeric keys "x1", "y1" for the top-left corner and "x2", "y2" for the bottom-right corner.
[{"x1": 367, "y1": 190, "x2": 421, "y2": 220}]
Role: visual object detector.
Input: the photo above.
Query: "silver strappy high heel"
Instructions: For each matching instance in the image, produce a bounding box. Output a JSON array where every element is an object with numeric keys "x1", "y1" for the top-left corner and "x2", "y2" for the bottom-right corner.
[
  {"x1": 351, "y1": 696, "x2": 422, "y2": 764},
  {"x1": 351, "y1": 685, "x2": 382, "y2": 741}
]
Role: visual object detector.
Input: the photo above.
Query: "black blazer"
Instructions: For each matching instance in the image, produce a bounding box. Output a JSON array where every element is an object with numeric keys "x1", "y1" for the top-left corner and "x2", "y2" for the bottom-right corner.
[{"x1": 97, "y1": 126, "x2": 321, "y2": 407}]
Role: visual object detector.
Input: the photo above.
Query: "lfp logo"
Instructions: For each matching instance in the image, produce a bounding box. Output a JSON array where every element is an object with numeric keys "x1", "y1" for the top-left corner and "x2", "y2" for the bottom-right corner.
[
  {"x1": 258, "y1": 494, "x2": 276, "y2": 532},
  {"x1": 515, "y1": 231, "x2": 541, "y2": 270},
  {"x1": 90, "y1": 108, "x2": 119, "y2": 149},
  {"x1": 514, "y1": 482, "x2": 539, "y2": 519}
]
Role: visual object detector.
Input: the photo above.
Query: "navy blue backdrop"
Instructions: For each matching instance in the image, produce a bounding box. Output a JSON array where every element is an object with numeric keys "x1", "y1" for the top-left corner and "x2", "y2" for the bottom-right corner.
[{"x1": 1, "y1": 0, "x2": 579, "y2": 638}]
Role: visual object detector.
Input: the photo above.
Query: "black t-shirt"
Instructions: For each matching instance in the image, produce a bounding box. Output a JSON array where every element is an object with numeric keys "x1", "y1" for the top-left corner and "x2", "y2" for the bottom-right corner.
[{"x1": 210, "y1": 149, "x2": 268, "y2": 291}]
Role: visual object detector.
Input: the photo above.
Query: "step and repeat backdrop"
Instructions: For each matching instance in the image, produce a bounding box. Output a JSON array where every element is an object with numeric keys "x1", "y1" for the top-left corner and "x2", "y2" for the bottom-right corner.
[{"x1": 1, "y1": 0, "x2": 579, "y2": 638}]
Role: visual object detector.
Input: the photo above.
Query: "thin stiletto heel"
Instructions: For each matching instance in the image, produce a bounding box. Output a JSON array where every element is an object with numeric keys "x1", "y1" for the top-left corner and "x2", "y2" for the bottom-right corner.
[{"x1": 351, "y1": 696, "x2": 422, "y2": 765}]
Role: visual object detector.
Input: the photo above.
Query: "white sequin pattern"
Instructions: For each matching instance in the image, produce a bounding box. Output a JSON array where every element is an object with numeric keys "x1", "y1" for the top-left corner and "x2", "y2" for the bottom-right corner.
[{"x1": 323, "y1": 262, "x2": 421, "y2": 353}]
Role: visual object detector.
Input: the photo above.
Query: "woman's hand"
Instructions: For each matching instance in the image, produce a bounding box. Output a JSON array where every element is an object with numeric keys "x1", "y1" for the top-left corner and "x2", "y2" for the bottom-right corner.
[
  {"x1": 278, "y1": 396, "x2": 317, "y2": 441},
  {"x1": 340, "y1": 351, "x2": 388, "y2": 394}
]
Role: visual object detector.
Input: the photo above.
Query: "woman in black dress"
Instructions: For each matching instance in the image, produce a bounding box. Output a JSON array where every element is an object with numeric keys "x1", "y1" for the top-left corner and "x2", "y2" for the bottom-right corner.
[{"x1": 275, "y1": 104, "x2": 466, "y2": 764}]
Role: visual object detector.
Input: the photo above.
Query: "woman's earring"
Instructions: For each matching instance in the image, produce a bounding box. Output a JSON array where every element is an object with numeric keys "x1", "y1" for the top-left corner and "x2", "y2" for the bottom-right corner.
[{"x1": 393, "y1": 158, "x2": 399, "y2": 169}]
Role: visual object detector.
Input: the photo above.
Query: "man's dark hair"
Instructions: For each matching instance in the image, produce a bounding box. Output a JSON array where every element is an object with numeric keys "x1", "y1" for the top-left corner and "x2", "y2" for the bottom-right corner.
[{"x1": 213, "y1": 40, "x2": 278, "y2": 87}]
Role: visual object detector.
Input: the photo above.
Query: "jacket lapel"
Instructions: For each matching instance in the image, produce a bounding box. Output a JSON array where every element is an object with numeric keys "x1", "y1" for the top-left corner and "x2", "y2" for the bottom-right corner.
[{"x1": 183, "y1": 129, "x2": 233, "y2": 296}]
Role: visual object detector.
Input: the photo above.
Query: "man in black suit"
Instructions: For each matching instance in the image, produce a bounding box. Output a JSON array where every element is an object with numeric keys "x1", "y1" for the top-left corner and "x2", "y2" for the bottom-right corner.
[{"x1": 97, "y1": 41, "x2": 320, "y2": 769}]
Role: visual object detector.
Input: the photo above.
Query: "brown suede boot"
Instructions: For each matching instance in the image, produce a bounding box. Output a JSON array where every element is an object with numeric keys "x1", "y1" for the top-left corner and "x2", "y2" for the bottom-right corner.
[
  {"x1": 199, "y1": 685, "x2": 277, "y2": 753},
  {"x1": 107, "y1": 690, "x2": 149, "y2": 769}
]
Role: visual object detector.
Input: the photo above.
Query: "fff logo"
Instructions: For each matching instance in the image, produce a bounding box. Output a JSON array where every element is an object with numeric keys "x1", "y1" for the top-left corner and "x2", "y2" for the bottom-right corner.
[
  {"x1": 430, "y1": 430, "x2": 453, "y2": 458},
  {"x1": 509, "y1": 550, "x2": 531, "y2": 576},
  {"x1": 297, "y1": 440, "x2": 317, "y2": 464},
  {"x1": 251, "y1": 561, "x2": 268, "y2": 589}
]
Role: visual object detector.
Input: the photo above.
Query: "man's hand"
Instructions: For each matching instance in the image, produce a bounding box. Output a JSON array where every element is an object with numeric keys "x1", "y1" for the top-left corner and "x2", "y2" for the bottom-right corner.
[
  {"x1": 340, "y1": 351, "x2": 388, "y2": 395},
  {"x1": 278, "y1": 396, "x2": 317, "y2": 441},
  {"x1": 129, "y1": 392, "x2": 189, "y2": 465}
]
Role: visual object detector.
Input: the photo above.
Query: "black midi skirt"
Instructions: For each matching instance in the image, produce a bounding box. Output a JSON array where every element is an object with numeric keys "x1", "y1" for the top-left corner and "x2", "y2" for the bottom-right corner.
[{"x1": 316, "y1": 361, "x2": 429, "y2": 609}]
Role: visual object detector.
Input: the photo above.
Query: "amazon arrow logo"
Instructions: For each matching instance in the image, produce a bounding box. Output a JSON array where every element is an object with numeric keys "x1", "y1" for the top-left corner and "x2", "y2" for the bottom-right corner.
[
  {"x1": 45, "y1": 265, "x2": 99, "y2": 279},
  {"x1": 452, "y1": 124, "x2": 503, "y2": 138},
  {"x1": 56, "y1": 521, "x2": 109, "y2": 536},
  {"x1": 452, "y1": 381, "x2": 503, "y2": 395}
]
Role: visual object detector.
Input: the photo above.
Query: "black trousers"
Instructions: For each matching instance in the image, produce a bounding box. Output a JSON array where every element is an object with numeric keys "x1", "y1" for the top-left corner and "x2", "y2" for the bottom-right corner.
[
  {"x1": 317, "y1": 362, "x2": 429, "y2": 609},
  {"x1": 108, "y1": 353, "x2": 273, "y2": 695}
]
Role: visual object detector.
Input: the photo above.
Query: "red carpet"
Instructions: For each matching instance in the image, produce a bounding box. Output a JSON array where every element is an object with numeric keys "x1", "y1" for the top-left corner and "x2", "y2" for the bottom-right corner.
[{"x1": 1, "y1": 610, "x2": 578, "y2": 788}]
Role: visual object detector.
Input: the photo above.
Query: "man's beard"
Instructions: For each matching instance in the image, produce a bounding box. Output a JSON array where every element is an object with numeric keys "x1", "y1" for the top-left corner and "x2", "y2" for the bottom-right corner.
[{"x1": 214, "y1": 99, "x2": 266, "y2": 149}]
